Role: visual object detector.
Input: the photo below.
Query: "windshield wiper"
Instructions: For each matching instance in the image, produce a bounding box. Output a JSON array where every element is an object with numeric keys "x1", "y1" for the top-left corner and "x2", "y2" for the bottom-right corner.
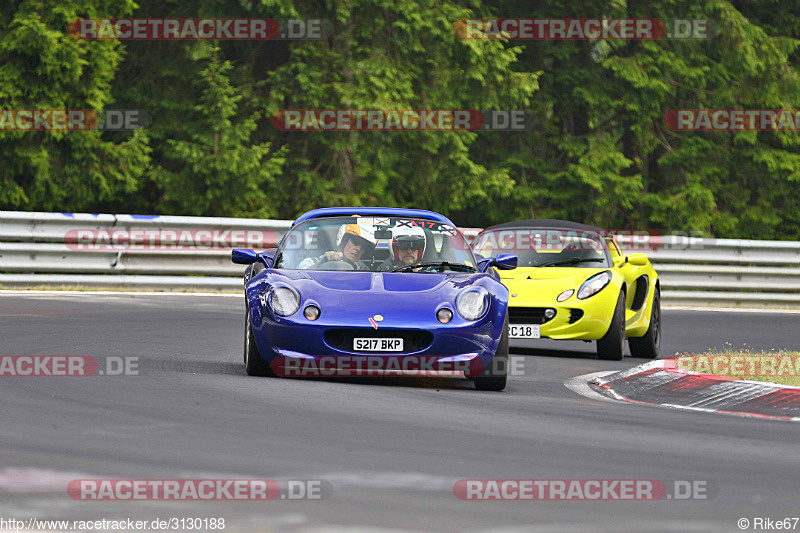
[
  {"x1": 391, "y1": 261, "x2": 477, "y2": 273},
  {"x1": 537, "y1": 257, "x2": 605, "y2": 268}
]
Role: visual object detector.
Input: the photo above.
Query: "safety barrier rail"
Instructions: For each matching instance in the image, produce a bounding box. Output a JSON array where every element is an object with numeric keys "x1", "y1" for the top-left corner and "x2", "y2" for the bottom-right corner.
[{"x1": 1, "y1": 211, "x2": 798, "y2": 308}]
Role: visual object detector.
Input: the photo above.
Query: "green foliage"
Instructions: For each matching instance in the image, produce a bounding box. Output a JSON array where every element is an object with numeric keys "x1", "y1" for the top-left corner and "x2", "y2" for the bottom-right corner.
[
  {"x1": 154, "y1": 46, "x2": 287, "y2": 217},
  {"x1": 1, "y1": 0, "x2": 800, "y2": 239},
  {"x1": 0, "y1": 0, "x2": 149, "y2": 211}
]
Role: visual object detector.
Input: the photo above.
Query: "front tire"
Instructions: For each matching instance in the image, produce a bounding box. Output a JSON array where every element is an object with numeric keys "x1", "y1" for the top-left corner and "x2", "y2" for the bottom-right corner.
[
  {"x1": 597, "y1": 291, "x2": 625, "y2": 361},
  {"x1": 474, "y1": 312, "x2": 509, "y2": 391},
  {"x1": 629, "y1": 288, "x2": 661, "y2": 359},
  {"x1": 244, "y1": 306, "x2": 275, "y2": 377}
]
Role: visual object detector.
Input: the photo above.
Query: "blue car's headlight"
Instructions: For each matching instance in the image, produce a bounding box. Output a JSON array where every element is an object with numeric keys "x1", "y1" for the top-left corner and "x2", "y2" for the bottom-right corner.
[
  {"x1": 456, "y1": 287, "x2": 489, "y2": 321},
  {"x1": 268, "y1": 285, "x2": 301, "y2": 316},
  {"x1": 577, "y1": 271, "x2": 612, "y2": 300}
]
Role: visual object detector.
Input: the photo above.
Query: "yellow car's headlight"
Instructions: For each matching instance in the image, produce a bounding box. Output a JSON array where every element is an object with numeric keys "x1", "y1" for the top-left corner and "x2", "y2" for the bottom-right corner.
[{"x1": 577, "y1": 271, "x2": 611, "y2": 300}]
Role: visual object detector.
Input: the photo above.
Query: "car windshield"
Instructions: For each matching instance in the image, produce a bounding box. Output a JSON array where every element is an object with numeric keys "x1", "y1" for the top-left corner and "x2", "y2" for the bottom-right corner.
[
  {"x1": 472, "y1": 228, "x2": 612, "y2": 268},
  {"x1": 274, "y1": 216, "x2": 478, "y2": 272}
]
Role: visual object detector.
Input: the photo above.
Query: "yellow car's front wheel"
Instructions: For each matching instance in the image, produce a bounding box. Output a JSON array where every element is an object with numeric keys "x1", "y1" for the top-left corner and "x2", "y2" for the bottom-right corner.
[
  {"x1": 597, "y1": 291, "x2": 625, "y2": 360},
  {"x1": 629, "y1": 288, "x2": 661, "y2": 359}
]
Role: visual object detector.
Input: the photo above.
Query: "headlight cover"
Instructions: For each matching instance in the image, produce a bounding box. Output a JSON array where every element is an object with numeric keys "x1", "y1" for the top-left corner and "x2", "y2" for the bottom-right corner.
[
  {"x1": 557, "y1": 289, "x2": 574, "y2": 302},
  {"x1": 577, "y1": 271, "x2": 612, "y2": 300},
  {"x1": 456, "y1": 287, "x2": 489, "y2": 321},
  {"x1": 268, "y1": 285, "x2": 301, "y2": 316}
]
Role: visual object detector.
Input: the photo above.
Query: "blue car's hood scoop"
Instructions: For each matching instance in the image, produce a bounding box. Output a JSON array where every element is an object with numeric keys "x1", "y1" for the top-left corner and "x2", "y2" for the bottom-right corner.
[
  {"x1": 304, "y1": 271, "x2": 374, "y2": 291},
  {"x1": 381, "y1": 273, "x2": 448, "y2": 292},
  {"x1": 283, "y1": 271, "x2": 453, "y2": 292}
]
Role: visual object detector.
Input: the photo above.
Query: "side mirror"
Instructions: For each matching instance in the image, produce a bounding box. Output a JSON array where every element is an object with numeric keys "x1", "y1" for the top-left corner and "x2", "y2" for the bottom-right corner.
[
  {"x1": 232, "y1": 248, "x2": 275, "y2": 268},
  {"x1": 493, "y1": 253, "x2": 518, "y2": 270},
  {"x1": 627, "y1": 253, "x2": 648, "y2": 266},
  {"x1": 232, "y1": 248, "x2": 258, "y2": 265},
  {"x1": 478, "y1": 254, "x2": 518, "y2": 272}
]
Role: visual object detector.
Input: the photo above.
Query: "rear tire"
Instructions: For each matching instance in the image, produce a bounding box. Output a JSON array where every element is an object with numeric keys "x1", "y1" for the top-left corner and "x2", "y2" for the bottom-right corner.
[
  {"x1": 597, "y1": 291, "x2": 625, "y2": 361},
  {"x1": 474, "y1": 312, "x2": 509, "y2": 391},
  {"x1": 629, "y1": 288, "x2": 661, "y2": 359},
  {"x1": 244, "y1": 306, "x2": 275, "y2": 377}
]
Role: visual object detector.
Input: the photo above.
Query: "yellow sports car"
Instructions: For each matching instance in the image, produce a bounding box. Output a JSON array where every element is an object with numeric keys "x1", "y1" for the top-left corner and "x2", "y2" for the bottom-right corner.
[{"x1": 472, "y1": 219, "x2": 660, "y2": 360}]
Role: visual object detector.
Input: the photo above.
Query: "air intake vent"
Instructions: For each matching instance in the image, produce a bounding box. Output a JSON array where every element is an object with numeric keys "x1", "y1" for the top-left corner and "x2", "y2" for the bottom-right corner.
[{"x1": 509, "y1": 307, "x2": 555, "y2": 324}]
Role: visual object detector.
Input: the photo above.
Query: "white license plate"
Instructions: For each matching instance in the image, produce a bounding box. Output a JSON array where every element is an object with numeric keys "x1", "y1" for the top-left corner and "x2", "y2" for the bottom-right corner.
[
  {"x1": 509, "y1": 324, "x2": 540, "y2": 339},
  {"x1": 353, "y1": 338, "x2": 404, "y2": 351}
]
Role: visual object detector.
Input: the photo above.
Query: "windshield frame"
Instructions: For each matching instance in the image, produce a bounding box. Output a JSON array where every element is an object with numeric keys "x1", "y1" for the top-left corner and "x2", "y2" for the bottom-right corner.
[
  {"x1": 472, "y1": 226, "x2": 614, "y2": 268},
  {"x1": 274, "y1": 215, "x2": 478, "y2": 273}
]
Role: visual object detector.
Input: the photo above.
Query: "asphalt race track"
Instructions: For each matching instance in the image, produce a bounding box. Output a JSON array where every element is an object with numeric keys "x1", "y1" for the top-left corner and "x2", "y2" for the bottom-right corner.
[{"x1": 1, "y1": 292, "x2": 799, "y2": 532}]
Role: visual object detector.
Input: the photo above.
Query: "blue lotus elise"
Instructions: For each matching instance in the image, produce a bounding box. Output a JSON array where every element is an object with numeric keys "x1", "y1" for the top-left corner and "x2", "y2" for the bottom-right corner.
[{"x1": 231, "y1": 207, "x2": 517, "y2": 391}]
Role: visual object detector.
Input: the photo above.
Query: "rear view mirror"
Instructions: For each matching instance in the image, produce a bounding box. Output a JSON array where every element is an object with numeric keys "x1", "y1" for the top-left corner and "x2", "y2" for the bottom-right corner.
[{"x1": 374, "y1": 228, "x2": 392, "y2": 239}]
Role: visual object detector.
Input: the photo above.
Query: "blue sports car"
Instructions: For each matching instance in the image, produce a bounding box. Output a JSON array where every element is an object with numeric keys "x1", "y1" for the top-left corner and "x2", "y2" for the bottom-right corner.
[{"x1": 231, "y1": 207, "x2": 517, "y2": 391}]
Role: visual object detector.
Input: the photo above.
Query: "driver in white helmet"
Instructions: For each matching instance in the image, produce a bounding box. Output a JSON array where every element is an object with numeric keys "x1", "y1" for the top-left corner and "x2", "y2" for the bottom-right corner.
[
  {"x1": 298, "y1": 222, "x2": 377, "y2": 270},
  {"x1": 377, "y1": 226, "x2": 426, "y2": 271}
]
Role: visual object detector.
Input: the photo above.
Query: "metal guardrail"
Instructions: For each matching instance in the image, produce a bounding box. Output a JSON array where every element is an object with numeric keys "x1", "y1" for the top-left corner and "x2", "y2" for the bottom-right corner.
[
  {"x1": 1, "y1": 211, "x2": 799, "y2": 308},
  {"x1": 0, "y1": 211, "x2": 291, "y2": 283}
]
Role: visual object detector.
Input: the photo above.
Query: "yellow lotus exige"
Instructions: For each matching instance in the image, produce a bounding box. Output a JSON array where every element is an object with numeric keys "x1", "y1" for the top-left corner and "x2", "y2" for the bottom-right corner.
[{"x1": 472, "y1": 219, "x2": 660, "y2": 360}]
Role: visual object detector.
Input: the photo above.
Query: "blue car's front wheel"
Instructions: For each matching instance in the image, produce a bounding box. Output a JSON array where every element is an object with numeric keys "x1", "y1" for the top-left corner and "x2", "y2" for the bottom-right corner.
[
  {"x1": 244, "y1": 306, "x2": 275, "y2": 377},
  {"x1": 474, "y1": 311, "x2": 509, "y2": 391}
]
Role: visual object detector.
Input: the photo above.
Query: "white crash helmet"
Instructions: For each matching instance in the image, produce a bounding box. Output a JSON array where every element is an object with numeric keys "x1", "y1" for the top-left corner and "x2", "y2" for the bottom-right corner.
[
  {"x1": 336, "y1": 220, "x2": 378, "y2": 252},
  {"x1": 390, "y1": 225, "x2": 426, "y2": 262}
]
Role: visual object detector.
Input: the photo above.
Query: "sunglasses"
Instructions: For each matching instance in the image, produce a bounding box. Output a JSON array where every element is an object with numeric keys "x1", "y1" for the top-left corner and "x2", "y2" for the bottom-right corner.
[{"x1": 396, "y1": 239, "x2": 424, "y2": 250}]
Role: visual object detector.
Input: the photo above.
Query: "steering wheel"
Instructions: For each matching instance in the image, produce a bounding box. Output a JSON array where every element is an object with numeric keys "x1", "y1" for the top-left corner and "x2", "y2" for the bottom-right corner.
[{"x1": 318, "y1": 256, "x2": 359, "y2": 271}]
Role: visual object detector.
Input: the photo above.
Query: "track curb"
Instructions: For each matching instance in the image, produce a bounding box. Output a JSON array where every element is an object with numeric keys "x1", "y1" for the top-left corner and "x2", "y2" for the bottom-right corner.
[{"x1": 589, "y1": 359, "x2": 800, "y2": 421}]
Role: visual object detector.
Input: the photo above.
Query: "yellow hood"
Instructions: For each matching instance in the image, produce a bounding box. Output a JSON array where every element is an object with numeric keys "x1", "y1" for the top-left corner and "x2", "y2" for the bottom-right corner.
[{"x1": 498, "y1": 267, "x2": 607, "y2": 301}]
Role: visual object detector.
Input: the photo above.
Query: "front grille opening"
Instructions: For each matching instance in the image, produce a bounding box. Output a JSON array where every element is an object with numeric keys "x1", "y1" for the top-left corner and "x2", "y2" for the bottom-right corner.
[
  {"x1": 509, "y1": 307, "x2": 555, "y2": 324},
  {"x1": 568, "y1": 309, "x2": 584, "y2": 324},
  {"x1": 325, "y1": 329, "x2": 433, "y2": 352}
]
